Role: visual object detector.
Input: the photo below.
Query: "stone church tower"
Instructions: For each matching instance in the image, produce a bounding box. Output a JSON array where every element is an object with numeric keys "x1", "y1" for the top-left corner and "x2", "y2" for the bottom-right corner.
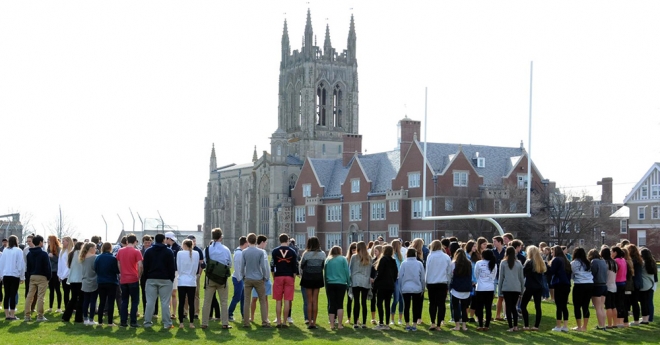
[{"x1": 204, "y1": 10, "x2": 359, "y2": 249}]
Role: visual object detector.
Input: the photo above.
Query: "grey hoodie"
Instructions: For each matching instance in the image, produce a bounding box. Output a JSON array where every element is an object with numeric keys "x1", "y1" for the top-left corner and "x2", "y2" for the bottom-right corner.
[{"x1": 398, "y1": 257, "x2": 426, "y2": 294}]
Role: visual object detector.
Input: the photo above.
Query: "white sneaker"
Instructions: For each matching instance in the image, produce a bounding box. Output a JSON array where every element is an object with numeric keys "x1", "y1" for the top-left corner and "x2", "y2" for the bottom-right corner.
[
  {"x1": 389, "y1": 320, "x2": 394, "y2": 325},
  {"x1": 561, "y1": 327, "x2": 569, "y2": 332},
  {"x1": 551, "y1": 326, "x2": 562, "y2": 332},
  {"x1": 287, "y1": 317, "x2": 294, "y2": 324},
  {"x1": 398, "y1": 319, "x2": 403, "y2": 325}
]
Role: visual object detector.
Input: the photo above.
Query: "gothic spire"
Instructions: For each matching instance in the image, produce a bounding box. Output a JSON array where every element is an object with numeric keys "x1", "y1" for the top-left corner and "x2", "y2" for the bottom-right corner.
[
  {"x1": 210, "y1": 143, "x2": 217, "y2": 172},
  {"x1": 252, "y1": 145, "x2": 258, "y2": 162},
  {"x1": 281, "y1": 19, "x2": 290, "y2": 69},
  {"x1": 323, "y1": 24, "x2": 333, "y2": 60},
  {"x1": 304, "y1": 9, "x2": 314, "y2": 59},
  {"x1": 347, "y1": 14, "x2": 357, "y2": 64}
]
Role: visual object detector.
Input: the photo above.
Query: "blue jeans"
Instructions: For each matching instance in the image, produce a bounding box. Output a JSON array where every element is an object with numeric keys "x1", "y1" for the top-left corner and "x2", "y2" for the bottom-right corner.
[
  {"x1": 227, "y1": 277, "x2": 244, "y2": 318},
  {"x1": 542, "y1": 277, "x2": 550, "y2": 298},
  {"x1": 300, "y1": 286, "x2": 309, "y2": 321},
  {"x1": 82, "y1": 291, "x2": 98, "y2": 321},
  {"x1": 390, "y1": 279, "x2": 404, "y2": 315},
  {"x1": 121, "y1": 282, "x2": 140, "y2": 325}
]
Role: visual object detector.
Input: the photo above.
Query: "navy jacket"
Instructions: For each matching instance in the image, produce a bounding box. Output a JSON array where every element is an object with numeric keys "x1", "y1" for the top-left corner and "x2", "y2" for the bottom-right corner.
[
  {"x1": 143, "y1": 243, "x2": 175, "y2": 282},
  {"x1": 450, "y1": 268, "x2": 473, "y2": 292},
  {"x1": 94, "y1": 252, "x2": 119, "y2": 285},
  {"x1": 27, "y1": 247, "x2": 52, "y2": 280}
]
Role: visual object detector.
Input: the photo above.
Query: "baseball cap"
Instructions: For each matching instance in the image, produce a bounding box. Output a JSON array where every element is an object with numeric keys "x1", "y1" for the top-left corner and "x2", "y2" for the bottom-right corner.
[{"x1": 164, "y1": 231, "x2": 177, "y2": 242}]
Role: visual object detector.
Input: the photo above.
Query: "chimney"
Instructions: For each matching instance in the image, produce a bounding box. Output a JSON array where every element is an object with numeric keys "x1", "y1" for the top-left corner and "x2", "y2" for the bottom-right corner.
[
  {"x1": 597, "y1": 177, "x2": 613, "y2": 204},
  {"x1": 399, "y1": 117, "x2": 421, "y2": 167},
  {"x1": 197, "y1": 224, "x2": 202, "y2": 232},
  {"x1": 342, "y1": 134, "x2": 362, "y2": 166}
]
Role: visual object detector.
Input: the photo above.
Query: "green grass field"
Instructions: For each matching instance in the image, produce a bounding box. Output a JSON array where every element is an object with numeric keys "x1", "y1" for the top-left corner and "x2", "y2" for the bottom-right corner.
[{"x1": 1, "y1": 278, "x2": 658, "y2": 345}]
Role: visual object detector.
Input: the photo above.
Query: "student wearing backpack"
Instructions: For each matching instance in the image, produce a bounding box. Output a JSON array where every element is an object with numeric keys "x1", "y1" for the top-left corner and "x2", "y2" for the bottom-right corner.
[{"x1": 201, "y1": 228, "x2": 232, "y2": 329}]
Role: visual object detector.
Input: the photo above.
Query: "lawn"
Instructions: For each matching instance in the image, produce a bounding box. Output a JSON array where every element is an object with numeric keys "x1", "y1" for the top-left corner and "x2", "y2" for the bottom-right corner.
[{"x1": 1, "y1": 277, "x2": 658, "y2": 345}]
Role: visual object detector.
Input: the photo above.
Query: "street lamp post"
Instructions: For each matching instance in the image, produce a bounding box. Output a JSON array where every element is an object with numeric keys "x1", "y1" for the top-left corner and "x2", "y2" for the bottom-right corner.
[{"x1": 601, "y1": 230, "x2": 606, "y2": 246}]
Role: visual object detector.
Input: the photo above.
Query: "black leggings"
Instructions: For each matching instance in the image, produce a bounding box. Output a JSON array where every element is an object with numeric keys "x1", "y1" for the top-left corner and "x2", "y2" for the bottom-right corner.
[
  {"x1": 474, "y1": 291, "x2": 494, "y2": 328},
  {"x1": 62, "y1": 282, "x2": 83, "y2": 323},
  {"x1": 572, "y1": 283, "x2": 592, "y2": 319},
  {"x1": 630, "y1": 289, "x2": 641, "y2": 321},
  {"x1": 346, "y1": 291, "x2": 352, "y2": 319},
  {"x1": 61, "y1": 278, "x2": 70, "y2": 306},
  {"x1": 427, "y1": 283, "x2": 448, "y2": 325},
  {"x1": 521, "y1": 287, "x2": 542, "y2": 328},
  {"x1": 554, "y1": 284, "x2": 570, "y2": 321},
  {"x1": 371, "y1": 289, "x2": 377, "y2": 313},
  {"x1": 3, "y1": 276, "x2": 20, "y2": 310},
  {"x1": 49, "y1": 273, "x2": 62, "y2": 309},
  {"x1": 376, "y1": 289, "x2": 393, "y2": 325},
  {"x1": 352, "y1": 287, "x2": 369, "y2": 325},
  {"x1": 178, "y1": 286, "x2": 195, "y2": 323},
  {"x1": 97, "y1": 283, "x2": 117, "y2": 324},
  {"x1": 451, "y1": 295, "x2": 470, "y2": 323},
  {"x1": 615, "y1": 284, "x2": 626, "y2": 319},
  {"x1": 503, "y1": 292, "x2": 520, "y2": 328},
  {"x1": 402, "y1": 293, "x2": 423, "y2": 324},
  {"x1": 326, "y1": 284, "x2": 346, "y2": 315},
  {"x1": 639, "y1": 289, "x2": 651, "y2": 317}
]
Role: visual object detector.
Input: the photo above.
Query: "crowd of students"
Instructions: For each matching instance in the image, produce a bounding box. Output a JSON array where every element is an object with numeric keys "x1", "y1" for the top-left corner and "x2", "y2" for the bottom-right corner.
[{"x1": 0, "y1": 229, "x2": 656, "y2": 334}]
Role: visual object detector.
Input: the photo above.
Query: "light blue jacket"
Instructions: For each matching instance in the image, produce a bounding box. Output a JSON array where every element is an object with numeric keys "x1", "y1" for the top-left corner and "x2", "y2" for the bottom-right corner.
[{"x1": 398, "y1": 257, "x2": 426, "y2": 294}]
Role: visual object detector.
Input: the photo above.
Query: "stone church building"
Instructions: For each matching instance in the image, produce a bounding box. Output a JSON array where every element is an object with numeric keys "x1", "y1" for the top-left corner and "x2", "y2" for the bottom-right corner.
[{"x1": 203, "y1": 10, "x2": 360, "y2": 249}]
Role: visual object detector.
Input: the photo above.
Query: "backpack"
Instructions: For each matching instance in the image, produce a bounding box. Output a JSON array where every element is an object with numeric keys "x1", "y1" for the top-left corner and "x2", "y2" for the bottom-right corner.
[{"x1": 205, "y1": 247, "x2": 231, "y2": 286}]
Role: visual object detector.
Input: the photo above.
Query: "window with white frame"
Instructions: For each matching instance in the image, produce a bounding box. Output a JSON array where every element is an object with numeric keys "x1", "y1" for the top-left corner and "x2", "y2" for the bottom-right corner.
[
  {"x1": 307, "y1": 227, "x2": 315, "y2": 237},
  {"x1": 652, "y1": 206, "x2": 660, "y2": 219},
  {"x1": 445, "y1": 198, "x2": 453, "y2": 211},
  {"x1": 477, "y1": 157, "x2": 485, "y2": 168},
  {"x1": 408, "y1": 172, "x2": 420, "y2": 188},
  {"x1": 468, "y1": 199, "x2": 477, "y2": 212},
  {"x1": 302, "y1": 184, "x2": 311, "y2": 197},
  {"x1": 550, "y1": 225, "x2": 557, "y2": 237},
  {"x1": 389, "y1": 200, "x2": 399, "y2": 212},
  {"x1": 638, "y1": 230, "x2": 647, "y2": 246},
  {"x1": 410, "y1": 231, "x2": 433, "y2": 245},
  {"x1": 388, "y1": 224, "x2": 399, "y2": 238},
  {"x1": 494, "y1": 199, "x2": 502, "y2": 213},
  {"x1": 295, "y1": 233, "x2": 306, "y2": 247},
  {"x1": 453, "y1": 171, "x2": 468, "y2": 187},
  {"x1": 370, "y1": 232, "x2": 386, "y2": 241},
  {"x1": 517, "y1": 174, "x2": 528, "y2": 189},
  {"x1": 326, "y1": 233, "x2": 342, "y2": 250},
  {"x1": 307, "y1": 206, "x2": 315, "y2": 216},
  {"x1": 652, "y1": 185, "x2": 660, "y2": 198},
  {"x1": 349, "y1": 203, "x2": 362, "y2": 221},
  {"x1": 594, "y1": 206, "x2": 600, "y2": 218},
  {"x1": 620, "y1": 219, "x2": 627, "y2": 234},
  {"x1": 351, "y1": 179, "x2": 360, "y2": 193},
  {"x1": 295, "y1": 206, "x2": 306, "y2": 223},
  {"x1": 641, "y1": 185, "x2": 648, "y2": 198},
  {"x1": 579, "y1": 239, "x2": 585, "y2": 247},
  {"x1": 638, "y1": 206, "x2": 646, "y2": 220},
  {"x1": 412, "y1": 199, "x2": 432, "y2": 219},
  {"x1": 574, "y1": 223, "x2": 581, "y2": 233},
  {"x1": 326, "y1": 204, "x2": 342, "y2": 222},
  {"x1": 509, "y1": 201, "x2": 517, "y2": 213},
  {"x1": 371, "y1": 202, "x2": 386, "y2": 220}
]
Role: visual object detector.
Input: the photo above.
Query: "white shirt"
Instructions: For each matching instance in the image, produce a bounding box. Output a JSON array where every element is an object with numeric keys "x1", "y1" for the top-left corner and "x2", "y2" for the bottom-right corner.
[
  {"x1": 0, "y1": 247, "x2": 26, "y2": 280},
  {"x1": 474, "y1": 259, "x2": 498, "y2": 291},
  {"x1": 177, "y1": 250, "x2": 200, "y2": 287},
  {"x1": 57, "y1": 248, "x2": 70, "y2": 280}
]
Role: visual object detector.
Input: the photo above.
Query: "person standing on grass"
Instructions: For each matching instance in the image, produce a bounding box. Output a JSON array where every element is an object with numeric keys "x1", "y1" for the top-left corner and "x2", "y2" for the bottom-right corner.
[
  {"x1": 474, "y1": 249, "x2": 497, "y2": 331},
  {"x1": 588, "y1": 249, "x2": 608, "y2": 330},
  {"x1": 46, "y1": 235, "x2": 62, "y2": 313},
  {"x1": 601, "y1": 247, "x2": 618, "y2": 328},
  {"x1": 344, "y1": 242, "x2": 357, "y2": 325},
  {"x1": 498, "y1": 246, "x2": 524, "y2": 332},
  {"x1": 182, "y1": 235, "x2": 204, "y2": 321},
  {"x1": 24, "y1": 235, "x2": 51, "y2": 322},
  {"x1": 176, "y1": 239, "x2": 199, "y2": 329},
  {"x1": 61, "y1": 242, "x2": 84, "y2": 323},
  {"x1": 23, "y1": 235, "x2": 38, "y2": 313},
  {"x1": 611, "y1": 246, "x2": 628, "y2": 327},
  {"x1": 143, "y1": 233, "x2": 176, "y2": 329},
  {"x1": 639, "y1": 248, "x2": 656, "y2": 324},
  {"x1": 398, "y1": 248, "x2": 425, "y2": 332},
  {"x1": 521, "y1": 246, "x2": 546, "y2": 331},
  {"x1": 271, "y1": 233, "x2": 298, "y2": 328},
  {"x1": 369, "y1": 245, "x2": 383, "y2": 324},
  {"x1": 491, "y1": 236, "x2": 506, "y2": 321},
  {"x1": 164, "y1": 232, "x2": 181, "y2": 321},
  {"x1": 350, "y1": 241, "x2": 372, "y2": 329},
  {"x1": 389, "y1": 240, "x2": 405, "y2": 326},
  {"x1": 373, "y1": 245, "x2": 398, "y2": 330},
  {"x1": 58, "y1": 237, "x2": 73, "y2": 308},
  {"x1": 79, "y1": 242, "x2": 98, "y2": 325},
  {"x1": 200, "y1": 228, "x2": 232, "y2": 329},
  {"x1": 140, "y1": 235, "x2": 157, "y2": 317},
  {"x1": 241, "y1": 233, "x2": 271, "y2": 328},
  {"x1": 116, "y1": 234, "x2": 143, "y2": 328},
  {"x1": 299, "y1": 236, "x2": 325, "y2": 329},
  {"x1": 425, "y1": 240, "x2": 451, "y2": 330},
  {"x1": 324, "y1": 246, "x2": 350, "y2": 330},
  {"x1": 228, "y1": 236, "x2": 247, "y2": 322},
  {"x1": 548, "y1": 245, "x2": 572, "y2": 332},
  {"x1": 625, "y1": 244, "x2": 644, "y2": 325},
  {"x1": 95, "y1": 242, "x2": 120, "y2": 326},
  {"x1": 0, "y1": 235, "x2": 25, "y2": 320},
  {"x1": 449, "y1": 249, "x2": 472, "y2": 331}
]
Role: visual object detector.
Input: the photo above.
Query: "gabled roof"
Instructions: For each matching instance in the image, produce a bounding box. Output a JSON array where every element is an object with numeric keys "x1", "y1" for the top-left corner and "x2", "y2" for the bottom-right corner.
[
  {"x1": 286, "y1": 155, "x2": 304, "y2": 166},
  {"x1": 623, "y1": 162, "x2": 660, "y2": 204},
  {"x1": 418, "y1": 142, "x2": 525, "y2": 185},
  {"x1": 308, "y1": 158, "x2": 347, "y2": 197}
]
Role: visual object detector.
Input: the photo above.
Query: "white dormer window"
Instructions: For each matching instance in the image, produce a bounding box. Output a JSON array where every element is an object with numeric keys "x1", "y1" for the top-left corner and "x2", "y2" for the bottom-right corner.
[
  {"x1": 302, "y1": 184, "x2": 311, "y2": 197},
  {"x1": 477, "y1": 157, "x2": 485, "y2": 168},
  {"x1": 517, "y1": 174, "x2": 529, "y2": 189},
  {"x1": 408, "y1": 172, "x2": 420, "y2": 188},
  {"x1": 453, "y1": 171, "x2": 468, "y2": 187},
  {"x1": 641, "y1": 185, "x2": 648, "y2": 198},
  {"x1": 652, "y1": 185, "x2": 660, "y2": 198},
  {"x1": 351, "y1": 179, "x2": 360, "y2": 193}
]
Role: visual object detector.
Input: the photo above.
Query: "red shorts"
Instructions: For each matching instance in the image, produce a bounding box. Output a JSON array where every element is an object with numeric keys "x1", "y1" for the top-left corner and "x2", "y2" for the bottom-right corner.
[{"x1": 273, "y1": 276, "x2": 295, "y2": 301}]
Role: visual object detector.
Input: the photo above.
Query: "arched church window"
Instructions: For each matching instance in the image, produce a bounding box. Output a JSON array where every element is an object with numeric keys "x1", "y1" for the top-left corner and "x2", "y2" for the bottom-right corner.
[
  {"x1": 277, "y1": 144, "x2": 282, "y2": 156},
  {"x1": 316, "y1": 83, "x2": 327, "y2": 126},
  {"x1": 333, "y1": 84, "x2": 343, "y2": 127},
  {"x1": 298, "y1": 90, "x2": 302, "y2": 127}
]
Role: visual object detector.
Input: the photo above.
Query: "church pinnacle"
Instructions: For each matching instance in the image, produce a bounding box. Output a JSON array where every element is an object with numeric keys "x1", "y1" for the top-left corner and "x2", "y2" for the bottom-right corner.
[
  {"x1": 252, "y1": 145, "x2": 258, "y2": 162},
  {"x1": 281, "y1": 19, "x2": 290, "y2": 69},
  {"x1": 303, "y1": 8, "x2": 313, "y2": 58},
  {"x1": 323, "y1": 24, "x2": 333, "y2": 60},
  {"x1": 347, "y1": 14, "x2": 357, "y2": 64},
  {"x1": 209, "y1": 143, "x2": 217, "y2": 172}
]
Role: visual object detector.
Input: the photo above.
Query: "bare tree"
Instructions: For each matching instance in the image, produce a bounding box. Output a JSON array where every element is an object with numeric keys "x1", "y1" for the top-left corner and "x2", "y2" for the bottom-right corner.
[
  {"x1": 540, "y1": 190, "x2": 605, "y2": 248},
  {"x1": 47, "y1": 205, "x2": 79, "y2": 240}
]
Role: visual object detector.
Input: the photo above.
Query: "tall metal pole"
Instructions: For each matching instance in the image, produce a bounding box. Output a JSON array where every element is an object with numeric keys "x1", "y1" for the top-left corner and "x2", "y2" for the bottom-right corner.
[
  {"x1": 137, "y1": 212, "x2": 144, "y2": 232},
  {"x1": 157, "y1": 210, "x2": 165, "y2": 232},
  {"x1": 129, "y1": 208, "x2": 135, "y2": 233},
  {"x1": 101, "y1": 215, "x2": 107, "y2": 243},
  {"x1": 527, "y1": 61, "x2": 533, "y2": 215}
]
